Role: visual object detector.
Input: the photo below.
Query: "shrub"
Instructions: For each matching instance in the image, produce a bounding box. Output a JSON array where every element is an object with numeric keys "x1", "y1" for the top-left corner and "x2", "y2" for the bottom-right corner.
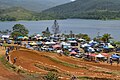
[{"x1": 44, "y1": 72, "x2": 59, "y2": 80}]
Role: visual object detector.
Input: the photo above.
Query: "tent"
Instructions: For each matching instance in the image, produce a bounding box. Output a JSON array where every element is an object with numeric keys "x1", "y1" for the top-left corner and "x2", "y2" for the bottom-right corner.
[
  {"x1": 108, "y1": 45, "x2": 114, "y2": 49},
  {"x1": 17, "y1": 36, "x2": 23, "y2": 39},
  {"x1": 50, "y1": 42, "x2": 56, "y2": 45},
  {"x1": 38, "y1": 37, "x2": 43, "y2": 40},
  {"x1": 68, "y1": 38, "x2": 75, "y2": 41},
  {"x1": 2, "y1": 35, "x2": 10, "y2": 39},
  {"x1": 36, "y1": 41, "x2": 42, "y2": 45},
  {"x1": 29, "y1": 42, "x2": 37, "y2": 46},
  {"x1": 45, "y1": 42, "x2": 51, "y2": 45},
  {"x1": 89, "y1": 40, "x2": 97, "y2": 44},
  {"x1": 111, "y1": 54, "x2": 120, "y2": 58},
  {"x1": 78, "y1": 38, "x2": 85, "y2": 42},
  {"x1": 96, "y1": 54, "x2": 105, "y2": 58},
  {"x1": 61, "y1": 42, "x2": 70, "y2": 46},
  {"x1": 101, "y1": 53, "x2": 109, "y2": 57},
  {"x1": 23, "y1": 36, "x2": 29, "y2": 40},
  {"x1": 53, "y1": 44, "x2": 61, "y2": 49},
  {"x1": 88, "y1": 47, "x2": 95, "y2": 52},
  {"x1": 45, "y1": 42, "x2": 56, "y2": 45},
  {"x1": 81, "y1": 43, "x2": 91, "y2": 48},
  {"x1": 103, "y1": 46, "x2": 109, "y2": 49},
  {"x1": 57, "y1": 50, "x2": 63, "y2": 53},
  {"x1": 36, "y1": 34, "x2": 41, "y2": 37},
  {"x1": 89, "y1": 53, "x2": 96, "y2": 57},
  {"x1": 70, "y1": 51, "x2": 77, "y2": 55}
]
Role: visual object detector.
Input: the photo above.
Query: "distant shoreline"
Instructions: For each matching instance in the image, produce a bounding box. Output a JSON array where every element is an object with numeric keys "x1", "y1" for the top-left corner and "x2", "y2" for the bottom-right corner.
[{"x1": 1, "y1": 18, "x2": 120, "y2": 22}]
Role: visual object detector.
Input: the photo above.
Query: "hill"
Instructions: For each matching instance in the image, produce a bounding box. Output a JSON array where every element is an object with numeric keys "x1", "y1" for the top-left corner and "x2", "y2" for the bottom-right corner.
[
  {"x1": 0, "y1": 7, "x2": 37, "y2": 21},
  {"x1": 0, "y1": 0, "x2": 71, "y2": 12},
  {"x1": 42, "y1": 0, "x2": 120, "y2": 20}
]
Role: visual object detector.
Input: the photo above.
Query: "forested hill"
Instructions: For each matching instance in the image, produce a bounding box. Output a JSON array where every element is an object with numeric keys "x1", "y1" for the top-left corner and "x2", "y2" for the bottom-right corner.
[
  {"x1": 0, "y1": 0, "x2": 71, "y2": 12},
  {"x1": 0, "y1": 7, "x2": 37, "y2": 21},
  {"x1": 42, "y1": 0, "x2": 120, "y2": 20}
]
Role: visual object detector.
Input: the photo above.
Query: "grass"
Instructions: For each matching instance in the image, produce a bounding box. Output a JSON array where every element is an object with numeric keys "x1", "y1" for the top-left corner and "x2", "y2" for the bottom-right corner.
[
  {"x1": 78, "y1": 76, "x2": 113, "y2": 80},
  {"x1": 34, "y1": 63, "x2": 59, "y2": 72},
  {"x1": 0, "y1": 55, "x2": 43, "y2": 80},
  {"x1": 0, "y1": 56, "x2": 19, "y2": 72},
  {"x1": 41, "y1": 55, "x2": 81, "y2": 69}
]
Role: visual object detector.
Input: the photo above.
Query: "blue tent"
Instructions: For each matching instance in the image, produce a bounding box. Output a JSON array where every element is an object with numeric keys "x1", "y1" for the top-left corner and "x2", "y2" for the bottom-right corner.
[
  {"x1": 17, "y1": 36, "x2": 23, "y2": 39},
  {"x1": 68, "y1": 38, "x2": 75, "y2": 41},
  {"x1": 103, "y1": 46, "x2": 109, "y2": 49},
  {"x1": 111, "y1": 54, "x2": 120, "y2": 58}
]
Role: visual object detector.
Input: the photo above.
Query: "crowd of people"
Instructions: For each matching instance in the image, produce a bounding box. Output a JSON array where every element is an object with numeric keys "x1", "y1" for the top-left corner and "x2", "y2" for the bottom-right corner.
[
  {"x1": 0, "y1": 35, "x2": 120, "y2": 66},
  {"x1": 3, "y1": 44, "x2": 20, "y2": 64}
]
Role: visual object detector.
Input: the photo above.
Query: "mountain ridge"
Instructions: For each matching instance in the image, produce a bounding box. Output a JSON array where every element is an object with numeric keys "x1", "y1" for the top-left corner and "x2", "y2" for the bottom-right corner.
[
  {"x1": 42, "y1": 0, "x2": 120, "y2": 20},
  {"x1": 0, "y1": 0, "x2": 71, "y2": 12}
]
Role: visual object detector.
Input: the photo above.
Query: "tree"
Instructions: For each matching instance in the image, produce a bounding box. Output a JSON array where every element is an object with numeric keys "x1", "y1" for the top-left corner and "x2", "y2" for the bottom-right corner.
[
  {"x1": 42, "y1": 27, "x2": 51, "y2": 37},
  {"x1": 70, "y1": 30, "x2": 73, "y2": 38},
  {"x1": 11, "y1": 24, "x2": 29, "y2": 38},
  {"x1": 101, "y1": 33, "x2": 113, "y2": 42},
  {"x1": 76, "y1": 33, "x2": 90, "y2": 41},
  {"x1": 52, "y1": 20, "x2": 60, "y2": 36}
]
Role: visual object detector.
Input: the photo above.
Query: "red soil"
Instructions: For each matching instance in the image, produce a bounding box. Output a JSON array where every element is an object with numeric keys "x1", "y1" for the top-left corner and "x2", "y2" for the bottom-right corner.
[
  {"x1": 0, "y1": 47, "x2": 23, "y2": 80},
  {"x1": 9, "y1": 49, "x2": 120, "y2": 80}
]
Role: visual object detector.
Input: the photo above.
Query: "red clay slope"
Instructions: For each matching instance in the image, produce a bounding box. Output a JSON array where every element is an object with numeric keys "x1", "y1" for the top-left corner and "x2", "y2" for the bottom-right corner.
[{"x1": 10, "y1": 49, "x2": 120, "y2": 79}]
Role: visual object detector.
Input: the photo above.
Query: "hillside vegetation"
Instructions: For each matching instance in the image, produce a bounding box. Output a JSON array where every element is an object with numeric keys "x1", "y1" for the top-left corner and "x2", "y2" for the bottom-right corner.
[
  {"x1": 41, "y1": 0, "x2": 120, "y2": 20},
  {"x1": 0, "y1": 7, "x2": 37, "y2": 21},
  {"x1": 0, "y1": 0, "x2": 71, "y2": 12},
  {"x1": 1, "y1": 0, "x2": 120, "y2": 21}
]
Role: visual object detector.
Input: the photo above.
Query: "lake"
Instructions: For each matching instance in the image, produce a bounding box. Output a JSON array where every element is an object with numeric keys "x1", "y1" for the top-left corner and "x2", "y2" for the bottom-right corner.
[{"x1": 0, "y1": 19, "x2": 120, "y2": 41}]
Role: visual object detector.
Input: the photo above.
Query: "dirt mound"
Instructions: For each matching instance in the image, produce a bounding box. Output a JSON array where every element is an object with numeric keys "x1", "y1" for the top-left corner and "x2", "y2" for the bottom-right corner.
[{"x1": 9, "y1": 49, "x2": 120, "y2": 79}]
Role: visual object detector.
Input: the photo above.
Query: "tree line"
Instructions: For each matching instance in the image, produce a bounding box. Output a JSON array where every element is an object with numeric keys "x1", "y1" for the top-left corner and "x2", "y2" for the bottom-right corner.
[{"x1": 0, "y1": 23, "x2": 114, "y2": 43}]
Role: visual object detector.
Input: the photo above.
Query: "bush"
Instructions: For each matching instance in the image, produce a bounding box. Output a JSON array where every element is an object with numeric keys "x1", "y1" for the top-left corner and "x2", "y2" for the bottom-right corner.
[{"x1": 44, "y1": 72, "x2": 59, "y2": 80}]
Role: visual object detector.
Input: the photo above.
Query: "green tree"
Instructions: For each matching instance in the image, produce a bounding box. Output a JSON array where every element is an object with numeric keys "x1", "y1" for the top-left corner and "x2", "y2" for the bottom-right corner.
[
  {"x1": 70, "y1": 30, "x2": 73, "y2": 38},
  {"x1": 11, "y1": 24, "x2": 29, "y2": 38},
  {"x1": 101, "y1": 33, "x2": 113, "y2": 42},
  {"x1": 76, "y1": 33, "x2": 90, "y2": 41}
]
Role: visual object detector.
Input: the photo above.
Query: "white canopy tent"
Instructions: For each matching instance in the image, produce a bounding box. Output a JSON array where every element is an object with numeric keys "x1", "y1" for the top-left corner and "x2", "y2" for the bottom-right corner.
[
  {"x1": 96, "y1": 54, "x2": 105, "y2": 58},
  {"x1": 2, "y1": 35, "x2": 10, "y2": 39}
]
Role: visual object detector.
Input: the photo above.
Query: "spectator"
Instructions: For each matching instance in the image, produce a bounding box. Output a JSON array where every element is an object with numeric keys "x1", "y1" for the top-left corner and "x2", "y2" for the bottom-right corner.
[
  {"x1": 110, "y1": 58, "x2": 113, "y2": 65},
  {"x1": 13, "y1": 57, "x2": 17, "y2": 64},
  {"x1": 6, "y1": 55, "x2": 9, "y2": 62}
]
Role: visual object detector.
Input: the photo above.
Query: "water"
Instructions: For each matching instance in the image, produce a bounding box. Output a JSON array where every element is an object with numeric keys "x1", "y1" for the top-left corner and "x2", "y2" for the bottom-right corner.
[{"x1": 0, "y1": 19, "x2": 120, "y2": 41}]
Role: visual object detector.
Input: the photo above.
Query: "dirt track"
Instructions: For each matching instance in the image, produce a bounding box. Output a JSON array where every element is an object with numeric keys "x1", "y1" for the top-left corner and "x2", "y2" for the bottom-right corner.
[
  {"x1": 9, "y1": 48, "x2": 120, "y2": 80},
  {"x1": 0, "y1": 47, "x2": 23, "y2": 80}
]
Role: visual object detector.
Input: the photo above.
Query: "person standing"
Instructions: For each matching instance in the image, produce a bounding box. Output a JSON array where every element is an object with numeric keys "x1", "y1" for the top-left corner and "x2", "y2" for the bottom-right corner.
[
  {"x1": 110, "y1": 58, "x2": 113, "y2": 65},
  {"x1": 6, "y1": 55, "x2": 9, "y2": 62},
  {"x1": 117, "y1": 58, "x2": 120, "y2": 65},
  {"x1": 71, "y1": 75, "x2": 77, "y2": 80},
  {"x1": 5, "y1": 50, "x2": 8, "y2": 57},
  {"x1": 13, "y1": 57, "x2": 17, "y2": 64}
]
